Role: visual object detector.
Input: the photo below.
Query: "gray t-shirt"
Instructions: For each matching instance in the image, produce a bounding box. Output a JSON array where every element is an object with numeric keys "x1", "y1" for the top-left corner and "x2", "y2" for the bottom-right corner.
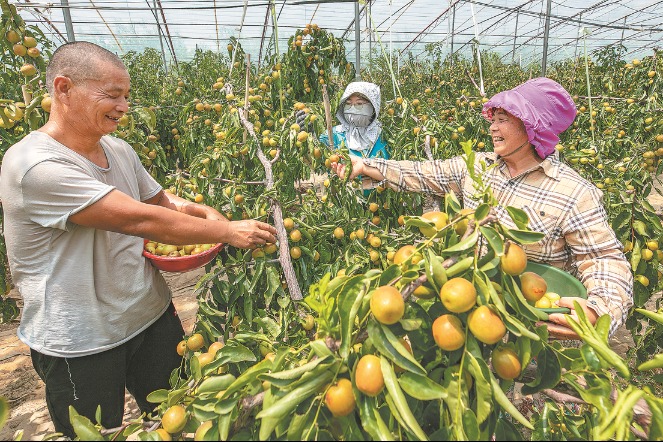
[{"x1": 0, "y1": 131, "x2": 172, "y2": 357}]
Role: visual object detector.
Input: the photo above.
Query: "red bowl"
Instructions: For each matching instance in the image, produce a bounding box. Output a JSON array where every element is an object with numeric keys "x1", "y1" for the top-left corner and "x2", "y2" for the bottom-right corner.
[{"x1": 143, "y1": 239, "x2": 224, "y2": 273}]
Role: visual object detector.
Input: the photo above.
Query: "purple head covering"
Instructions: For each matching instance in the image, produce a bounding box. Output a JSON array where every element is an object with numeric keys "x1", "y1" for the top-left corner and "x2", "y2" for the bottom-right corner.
[{"x1": 482, "y1": 77, "x2": 576, "y2": 159}]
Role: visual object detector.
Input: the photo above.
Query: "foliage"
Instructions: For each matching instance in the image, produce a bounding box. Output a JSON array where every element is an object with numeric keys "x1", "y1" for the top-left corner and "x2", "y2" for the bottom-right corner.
[{"x1": 1, "y1": 1, "x2": 662, "y2": 439}]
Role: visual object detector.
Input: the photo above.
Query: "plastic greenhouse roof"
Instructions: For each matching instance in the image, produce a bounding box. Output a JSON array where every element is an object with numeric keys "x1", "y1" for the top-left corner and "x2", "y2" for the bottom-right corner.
[{"x1": 15, "y1": 0, "x2": 663, "y2": 66}]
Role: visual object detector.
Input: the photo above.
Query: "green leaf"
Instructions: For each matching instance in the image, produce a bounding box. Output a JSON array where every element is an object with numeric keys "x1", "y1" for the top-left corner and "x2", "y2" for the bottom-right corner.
[
  {"x1": 380, "y1": 356, "x2": 429, "y2": 441},
  {"x1": 424, "y1": 249, "x2": 447, "y2": 292},
  {"x1": 462, "y1": 409, "x2": 480, "y2": 441},
  {"x1": 259, "y1": 356, "x2": 332, "y2": 388},
  {"x1": 338, "y1": 276, "x2": 369, "y2": 358},
  {"x1": 398, "y1": 372, "x2": 447, "y2": 401},
  {"x1": 446, "y1": 257, "x2": 475, "y2": 278},
  {"x1": 310, "y1": 338, "x2": 334, "y2": 359},
  {"x1": 494, "y1": 418, "x2": 524, "y2": 441},
  {"x1": 367, "y1": 318, "x2": 426, "y2": 376},
  {"x1": 380, "y1": 264, "x2": 402, "y2": 286},
  {"x1": 134, "y1": 106, "x2": 156, "y2": 131},
  {"x1": 633, "y1": 220, "x2": 649, "y2": 236},
  {"x1": 167, "y1": 388, "x2": 188, "y2": 407},
  {"x1": 146, "y1": 389, "x2": 168, "y2": 403},
  {"x1": 503, "y1": 229, "x2": 545, "y2": 244},
  {"x1": 442, "y1": 230, "x2": 479, "y2": 254},
  {"x1": 0, "y1": 397, "x2": 8, "y2": 431},
  {"x1": 644, "y1": 393, "x2": 663, "y2": 441},
  {"x1": 69, "y1": 407, "x2": 104, "y2": 441},
  {"x1": 256, "y1": 368, "x2": 334, "y2": 421},
  {"x1": 259, "y1": 387, "x2": 280, "y2": 440},
  {"x1": 473, "y1": 203, "x2": 490, "y2": 222},
  {"x1": 565, "y1": 304, "x2": 630, "y2": 378},
  {"x1": 521, "y1": 346, "x2": 561, "y2": 395},
  {"x1": 638, "y1": 354, "x2": 663, "y2": 371},
  {"x1": 635, "y1": 308, "x2": 663, "y2": 325},
  {"x1": 404, "y1": 216, "x2": 435, "y2": 229},
  {"x1": 205, "y1": 342, "x2": 256, "y2": 375},
  {"x1": 630, "y1": 239, "x2": 642, "y2": 273},
  {"x1": 479, "y1": 226, "x2": 504, "y2": 256},
  {"x1": 197, "y1": 374, "x2": 237, "y2": 394},
  {"x1": 358, "y1": 395, "x2": 395, "y2": 441},
  {"x1": 286, "y1": 412, "x2": 315, "y2": 441},
  {"x1": 223, "y1": 359, "x2": 272, "y2": 398},
  {"x1": 489, "y1": 375, "x2": 534, "y2": 430},
  {"x1": 580, "y1": 344, "x2": 602, "y2": 371},
  {"x1": 465, "y1": 352, "x2": 493, "y2": 424},
  {"x1": 506, "y1": 207, "x2": 529, "y2": 229}
]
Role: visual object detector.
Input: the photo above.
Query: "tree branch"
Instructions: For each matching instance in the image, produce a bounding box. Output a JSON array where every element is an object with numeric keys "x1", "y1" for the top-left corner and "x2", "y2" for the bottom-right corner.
[{"x1": 235, "y1": 79, "x2": 303, "y2": 301}]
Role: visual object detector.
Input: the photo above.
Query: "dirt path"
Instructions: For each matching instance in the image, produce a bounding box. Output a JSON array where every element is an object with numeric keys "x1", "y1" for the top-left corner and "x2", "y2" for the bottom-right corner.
[{"x1": 0, "y1": 269, "x2": 204, "y2": 441}]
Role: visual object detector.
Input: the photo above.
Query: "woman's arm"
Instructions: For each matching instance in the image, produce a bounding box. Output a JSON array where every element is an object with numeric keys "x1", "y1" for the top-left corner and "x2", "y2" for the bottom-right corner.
[
  {"x1": 330, "y1": 154, "x2": 469, "y2": 197},
  {"x1": 545, "y1": 187, "x2": 633, "y2": 338}
]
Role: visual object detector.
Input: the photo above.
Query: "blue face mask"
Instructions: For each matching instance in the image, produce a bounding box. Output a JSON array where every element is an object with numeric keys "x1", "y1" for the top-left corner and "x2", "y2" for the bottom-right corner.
[{"x1": 343, "y1": 102, "x2": 374, "y2": 127}]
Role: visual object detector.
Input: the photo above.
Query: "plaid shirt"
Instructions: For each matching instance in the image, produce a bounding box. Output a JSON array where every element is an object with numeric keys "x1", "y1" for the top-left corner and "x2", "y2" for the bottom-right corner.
[{"x1": 364, "y1": 151, "x2": 633, "y2": 336}]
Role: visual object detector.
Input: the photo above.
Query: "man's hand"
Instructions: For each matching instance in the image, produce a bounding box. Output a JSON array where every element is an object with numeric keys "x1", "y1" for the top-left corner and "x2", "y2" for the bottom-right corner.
[
  {"x1": 330, "y1": 155, "x2": 365, "y2": 181},
  {"x1": 227, "y1": 220, "x2": 277, "y2": 249},
  {"x1": 535, "y1": 297, "x2": 599, "y2": 340}
]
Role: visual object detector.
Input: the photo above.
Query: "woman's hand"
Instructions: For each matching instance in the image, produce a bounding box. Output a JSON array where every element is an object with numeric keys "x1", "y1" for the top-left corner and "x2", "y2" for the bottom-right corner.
[
  {"x1": 226, "y1": 220, "x2": 277, "y2": 249},
  {"x1": 330, "y1": 155, "x2": 365, "y2": 181},
  {"x1": 535, "y1": 297, "x2": 599, "y2": 340}
]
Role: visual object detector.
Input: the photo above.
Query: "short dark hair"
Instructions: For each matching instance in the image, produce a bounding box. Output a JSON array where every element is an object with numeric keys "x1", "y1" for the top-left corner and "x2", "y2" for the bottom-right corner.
[{"x1": 45, "y1": 41, "x2": 126, "y2": 95}]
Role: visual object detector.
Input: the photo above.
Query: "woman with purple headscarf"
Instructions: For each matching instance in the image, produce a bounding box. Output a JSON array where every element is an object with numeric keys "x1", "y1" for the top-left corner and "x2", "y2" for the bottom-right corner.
[{"x1": 331, "y1": 78, "x2": 633, "y2": 340}]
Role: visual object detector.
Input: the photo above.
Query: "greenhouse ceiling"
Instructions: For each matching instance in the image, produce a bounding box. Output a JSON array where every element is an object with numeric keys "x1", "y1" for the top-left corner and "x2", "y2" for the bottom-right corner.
[{"x1": 15, "y1": 0, "x2": 663, "y2": 67}]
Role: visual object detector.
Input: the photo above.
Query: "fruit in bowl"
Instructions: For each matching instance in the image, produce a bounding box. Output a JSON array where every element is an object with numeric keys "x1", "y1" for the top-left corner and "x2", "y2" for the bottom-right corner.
[
  {"x1": 143, "y1": 239, "x2": 224, "y2": 272},
  {"x1": 144, "y1": 241, "x2": 217, "y2": 257}
]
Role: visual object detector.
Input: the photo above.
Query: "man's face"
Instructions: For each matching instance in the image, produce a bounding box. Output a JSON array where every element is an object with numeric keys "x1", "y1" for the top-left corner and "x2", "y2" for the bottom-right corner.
[{"x1": 68, "y1": 62, "x2": 130, "y2": 137}]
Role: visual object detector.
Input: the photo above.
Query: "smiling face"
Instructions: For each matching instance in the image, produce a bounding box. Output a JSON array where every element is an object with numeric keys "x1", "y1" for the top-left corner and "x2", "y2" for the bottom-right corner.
[
  {"x1": 489, "y1": 108, "x2": 530, "y2": 157},
  {"x1": 67, "y1": 61, "x2": 130, "y2": 138}
]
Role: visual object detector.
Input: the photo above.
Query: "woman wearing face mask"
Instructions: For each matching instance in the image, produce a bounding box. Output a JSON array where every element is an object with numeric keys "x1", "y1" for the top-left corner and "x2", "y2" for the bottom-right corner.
[
  {"x1": 330, "y1": 77, "x2": 633, "y2": 341},
  {"x1": 318, "y1": 81, "x2": 389, "y2": 160}
]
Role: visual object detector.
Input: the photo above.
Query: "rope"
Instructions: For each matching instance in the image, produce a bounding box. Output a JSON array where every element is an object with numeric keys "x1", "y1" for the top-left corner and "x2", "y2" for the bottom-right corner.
[{"x1": 89, "y1": 0, "x2": 124, "y2": 53}]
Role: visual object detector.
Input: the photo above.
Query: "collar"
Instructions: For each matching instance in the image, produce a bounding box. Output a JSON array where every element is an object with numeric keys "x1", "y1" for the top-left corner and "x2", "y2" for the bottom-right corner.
[{"x1": 485, "y1": 151, "x2": 561, "y2": 181}]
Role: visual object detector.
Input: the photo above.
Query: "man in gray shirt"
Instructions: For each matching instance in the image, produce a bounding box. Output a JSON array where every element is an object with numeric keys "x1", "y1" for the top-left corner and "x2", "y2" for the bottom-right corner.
[{"x1": 0, "y1": 41, "x2": 276, "y2": 438}]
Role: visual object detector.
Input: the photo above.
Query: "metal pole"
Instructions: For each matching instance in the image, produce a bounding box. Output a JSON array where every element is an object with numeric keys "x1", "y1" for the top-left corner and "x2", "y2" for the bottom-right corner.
[
  {"x1": 60, "y1": 0, "x2": 75, "y2": 42},
  {"x1": 368, "y1": 0, "x2": 371, "y2": 74},
  {"x1": 573, "y1": 13, "x2": 582, "y2": 60},
  {"x1": 511, "y1": 10, "x2": 520, "y2": 64},
  {"x1": 541, "y1": 0, "x2": 552, "y2": 76},
  {"x1": 153, "y1": 0, "x2": 168, "y2": 74},
  {"x1": 618, "y1": 16, "x2": 626, "y2": 61},
  {"x1": 450, "y1": 2, "x2": 456, "y2": 64},
  {"x1": 355, "y1": 0, "x2": 361, "y2": 79}
]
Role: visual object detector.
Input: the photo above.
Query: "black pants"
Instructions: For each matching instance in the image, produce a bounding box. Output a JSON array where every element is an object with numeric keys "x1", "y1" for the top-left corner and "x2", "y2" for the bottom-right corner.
[{"x1": 30, "y1": 302, "x2": 184, "y2": 439}]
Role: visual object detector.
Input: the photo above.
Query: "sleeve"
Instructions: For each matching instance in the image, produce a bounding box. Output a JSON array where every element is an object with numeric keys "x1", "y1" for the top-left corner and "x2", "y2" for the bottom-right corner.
[
  {"x1": 129, "y1": 147, "x2": 162, "y2": 201},
  {"x1": 21, "y1": 160, "x2": 115, "y2": 231},
  {"x1": 361, "y1": 156, "x2": 468, "y2": 197},
  {"x1": 563, "y1": 186, "x2": 634, "y2": 336}
]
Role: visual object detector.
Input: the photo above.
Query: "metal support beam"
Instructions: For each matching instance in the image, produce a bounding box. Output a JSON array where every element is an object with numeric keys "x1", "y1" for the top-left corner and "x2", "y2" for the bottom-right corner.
[
  {"x1": 541, "y1": 0, "x2": 552, "y2": 76},
  {"x1": 511, "y1": 10, "x2": 519, "y2": 64},
  {"x1": 355, "y1": 0, "x2": 361, "y2": 79},
  {"x1": 152, "y1": 0, "x2": 167, "y2": 74},
  {"x1": 60, "y1": 0, "x2": 75, "y2": 42},
  {"x1": 450, "y1": 2, "x2": 456, "y2": 64}
]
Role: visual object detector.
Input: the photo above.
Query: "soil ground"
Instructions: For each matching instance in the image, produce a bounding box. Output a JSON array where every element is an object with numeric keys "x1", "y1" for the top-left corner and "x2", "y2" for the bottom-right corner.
[{"x1": 1, "y1": 182, "x2": 662, "y2": 440}]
